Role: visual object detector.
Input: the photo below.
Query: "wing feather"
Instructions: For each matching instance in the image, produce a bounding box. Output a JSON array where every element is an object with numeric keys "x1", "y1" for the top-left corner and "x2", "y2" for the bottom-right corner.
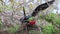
[{"x1": 31, "y1": 0, "x2": 55, "y2": 16}]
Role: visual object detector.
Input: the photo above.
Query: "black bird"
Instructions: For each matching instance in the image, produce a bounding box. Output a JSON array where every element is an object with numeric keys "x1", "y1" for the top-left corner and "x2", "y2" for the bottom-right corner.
[
  {"x1": 15, "y1": 0, "x2": 55, "y2": 34},
  {"x1": 20, "y1": 0, "x2": 55, "y2": 23}
]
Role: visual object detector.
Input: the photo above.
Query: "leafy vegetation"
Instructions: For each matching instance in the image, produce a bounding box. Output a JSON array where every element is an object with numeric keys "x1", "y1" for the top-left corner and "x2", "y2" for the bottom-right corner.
[
  {"x1": 45, "y1": 13, "x2": 56, "y2": 22},
  {"x1": 8, "y1": 25, "x2": 19, "y2": 34},
  {"x1": 42, "y1": 23, "x2": 54, "y2": 34},
  {"x1": 54, "y1": 17, "x2": 60, "y2": 25},
  {"x1": 42, "y1": 23, "x2": 59, "y2": 34},
  {"x1": 39, "y1": 13, "x2": 60, "y2": 34},
  {"x1": 0, "y1": 0, "x2": 59, "y2": 34},
  {"x1": 0, "y1": 17, "x2": 2, "y2": 29},
  {"x1": 39, "y1": 14, "x2": 44, "y2": 19}
]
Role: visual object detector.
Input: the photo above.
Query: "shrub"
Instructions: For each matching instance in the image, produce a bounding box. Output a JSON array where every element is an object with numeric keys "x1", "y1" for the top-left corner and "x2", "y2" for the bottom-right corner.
[
  {"x1": 42, "y1": 23, "x2": 59, "y2": 34},
  {"x1": 45, "y1": 13, "x2": 55, "y2": 22},
  {"x1": 8, "y1": 25, "x2": 19, "y2": 34},
  {"x1": 54, "y1": 18, "x2": 60, "y2": 25},
  {"x1": 42, "y1": 23, "x2": 54, "y2": 34}
]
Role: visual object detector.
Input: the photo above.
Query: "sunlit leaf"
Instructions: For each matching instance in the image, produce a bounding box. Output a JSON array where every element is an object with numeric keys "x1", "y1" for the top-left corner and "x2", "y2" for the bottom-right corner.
[
  {"x1": 5, "y1": 5, "x2": 13, "y2": 10},
  {"x1": 29, "y1": 3, "x2": 33, "y2": 9},
  {"x1": 10, "y1": 0, "x2": 14, "y2": 3},
  {"x1": 10, "y1": 0, "x2": 15, "y2": 5},
  {"x1": 15, "y1": 2, "x2": 20, "y2": 5},
  {"x1": 17, "y1": 7, "x2": 23, "y2": 11}
]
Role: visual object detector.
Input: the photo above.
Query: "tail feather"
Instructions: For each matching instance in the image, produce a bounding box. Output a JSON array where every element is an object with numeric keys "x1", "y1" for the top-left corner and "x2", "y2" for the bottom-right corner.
[
  {"x1": 31, "y1": 0, "x2": 55, "y2": 17},
  {"x1": 48, "y1": 0, "x2": 55, "y2": 5}
]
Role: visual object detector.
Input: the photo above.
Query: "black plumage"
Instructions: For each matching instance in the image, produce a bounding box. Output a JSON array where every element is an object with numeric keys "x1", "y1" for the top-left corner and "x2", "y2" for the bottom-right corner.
[
  {"x1": 20, "y1": 0, "x2": 55, "y2": 23},
  {"x1": 31, "y1": 0, "x2": 55, "y2": 16}
]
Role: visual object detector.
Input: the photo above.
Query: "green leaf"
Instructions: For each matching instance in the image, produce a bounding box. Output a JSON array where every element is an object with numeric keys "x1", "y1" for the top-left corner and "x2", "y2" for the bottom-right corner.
[
  {"x1": 8, "y1": 25, "x2": 19, "y2": 34},
  {"x1": 54, "y1": 18, "x2": 60, "y2": 25},
  {"x1": 45, "y1": 13, "x2": 55, "y2": 22},
  {"x1": 5, "y1": 5, "x2": 13, "y2": 10},
  {"x1": 42, "y1": 23, "x2": 54, "y2": 34}
]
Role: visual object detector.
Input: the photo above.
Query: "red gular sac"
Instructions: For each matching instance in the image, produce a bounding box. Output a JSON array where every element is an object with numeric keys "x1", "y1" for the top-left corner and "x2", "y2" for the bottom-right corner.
[{"x1": 29, "y1": 20, "x2": 36, "y2": 25}]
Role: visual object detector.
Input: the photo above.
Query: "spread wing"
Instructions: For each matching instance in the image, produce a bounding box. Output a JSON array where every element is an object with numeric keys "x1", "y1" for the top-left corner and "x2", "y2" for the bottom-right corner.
[
  {"x1": 31, "y1": 0, "x2": 55, "y2": 17},
  {"x1": 20, "y1": 0, "x2": 55, "y2": 22}
]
